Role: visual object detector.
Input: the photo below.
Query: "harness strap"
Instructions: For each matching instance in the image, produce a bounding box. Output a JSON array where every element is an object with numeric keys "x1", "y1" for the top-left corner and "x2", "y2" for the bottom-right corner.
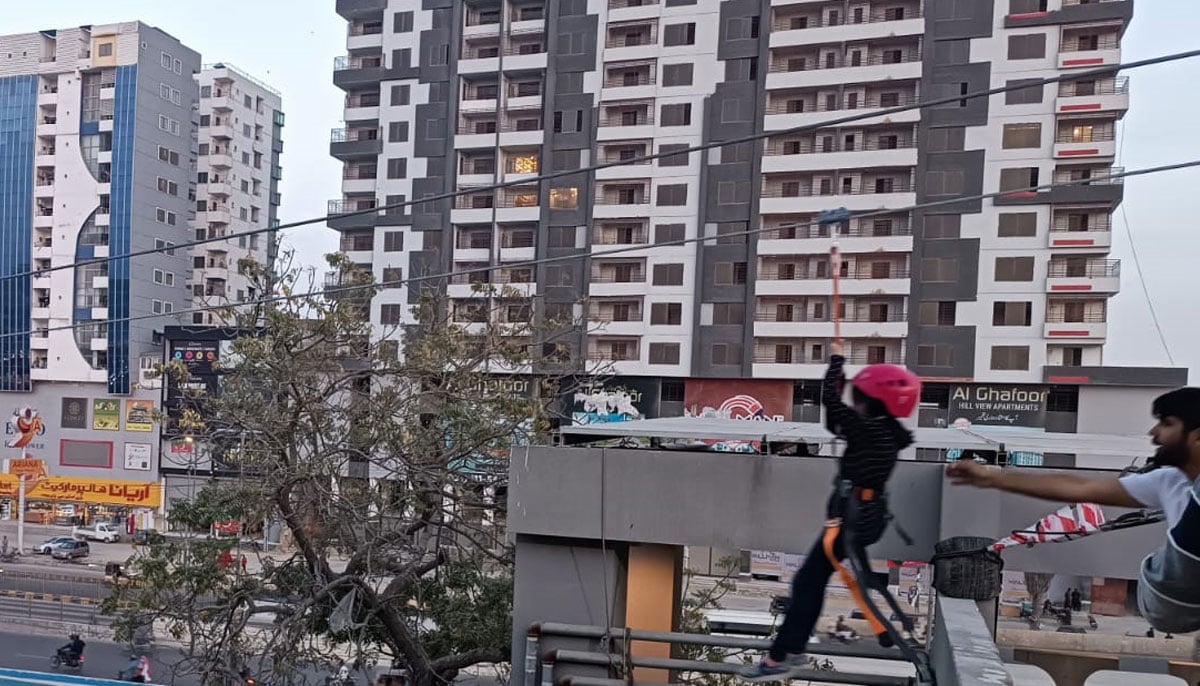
[{"x1": 823, "y1": 518, "x2": 888, "y2": 637}]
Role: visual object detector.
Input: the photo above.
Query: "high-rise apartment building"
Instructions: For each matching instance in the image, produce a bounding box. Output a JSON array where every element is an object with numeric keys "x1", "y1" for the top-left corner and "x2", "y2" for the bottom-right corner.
[
  {"x1": 329, "y1": 0, "x2": 1184, "y2": 441},
  {"x1": 192, "y1": 64, "x2": 285, "y2": 323}
]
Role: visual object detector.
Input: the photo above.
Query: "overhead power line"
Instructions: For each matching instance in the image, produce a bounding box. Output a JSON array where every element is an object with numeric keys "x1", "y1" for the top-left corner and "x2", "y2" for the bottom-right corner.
[
  {"x1": 7, "y1": 159, "x2": 1200, "y2": 343},
  {"x1": 4, "y1": 48, "x2": 1199, "y2": 287}
]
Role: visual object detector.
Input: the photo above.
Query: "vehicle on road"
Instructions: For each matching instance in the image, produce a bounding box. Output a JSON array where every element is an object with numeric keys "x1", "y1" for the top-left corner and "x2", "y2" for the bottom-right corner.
[
  {"x1": 52, "y1": 540, "x2": 90, "y2": 560},
  {"x1": 34, "y1": 536, "x2": 76, "y2": 554},
  {"x1": 132, "y1": 529, "x2": 165, "y2": 546},
  {"x1": 51, "y1": 648, "x2": 85, "y2": 671},
  {"x1": 72, "y1": 523, "x2": 121, "y2": 543}
]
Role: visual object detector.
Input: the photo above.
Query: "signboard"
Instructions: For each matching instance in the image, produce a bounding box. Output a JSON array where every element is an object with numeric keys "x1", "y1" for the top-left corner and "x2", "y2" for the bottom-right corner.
[
  {"x1": 92, "y1": 399, "x2": 121, "y2": 431},
  {"x1": 6, "y1": 408, "x2": 46, "y2": 451},
  {"x1": 684, "y1": 380, "x2": 792, "y2": 422},
  {"x1": 124, "y1": 443, "x2": 153, "y2": 471},
  {"x1": 0, "y1": 475, "x2": 162, "y2": 508},
  {"x1": 8, "y1": 458, "x2": 47, "y2": 487},
  {"x1": 948, "y1": 385, "x2": 1049, "y2": 429},
  {"x1": 125, "y1": 400, "x2": 154, "y2": 432},
  {"x1": 171, "y1": 341, "x2": 221, "y2": 374},
  {"x1": 572, "y1": 377, "x2": 659, "y2": 425},
  {"x1": 61, "y1": 397, "x2": 88, "y2": 429}
]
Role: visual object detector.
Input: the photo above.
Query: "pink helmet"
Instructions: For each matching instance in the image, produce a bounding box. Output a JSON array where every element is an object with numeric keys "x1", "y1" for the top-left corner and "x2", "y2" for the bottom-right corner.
[{"x1": 853, "y1": 364, "x2": 922, "y2": 418}]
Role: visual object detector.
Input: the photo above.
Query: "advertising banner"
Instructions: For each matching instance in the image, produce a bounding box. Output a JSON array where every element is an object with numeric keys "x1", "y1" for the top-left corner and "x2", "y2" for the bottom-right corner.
[
  {"x1": 683, "y1": 379, "x2": 792, "y2": 422},
  {"x1": 572, "y1": 376, "x2": 660, "y2": 425},
  {"x1": 124, "y1": 443, "x2": 153, "y2": 471},
  {"x1": 92, "y1": 400, "x2": 121, "y2": 431},
  {"x1": 61, "y1": 398, "x2": 88, "y2": 429},
  {"x1": 125, "y1": 400, "x2": 154, "y2": 432},
  {"x1": 0, "y1": 475, "x2": 162, "y2": 508}
]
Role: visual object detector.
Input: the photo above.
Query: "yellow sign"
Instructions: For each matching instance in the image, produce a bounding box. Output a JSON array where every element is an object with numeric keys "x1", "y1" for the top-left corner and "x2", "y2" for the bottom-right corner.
[
  {"x1": 8, "y1": 458, "x2": 47, "y2": 486},
  {"x1": 0, "y1": 475, "x2": 161, "y2": 508},
  {"x1": 92, "y1": 400, "x2": 120, "y2": 431},
  {"x1": 125, "y1": 400, "x2": 154, "y2": 432}
]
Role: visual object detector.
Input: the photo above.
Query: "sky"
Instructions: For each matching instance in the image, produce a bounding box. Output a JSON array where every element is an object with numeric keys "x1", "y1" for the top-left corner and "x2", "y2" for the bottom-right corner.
[{"x1": 7, "y1": 1, "x2": 1200, "y2": 381}]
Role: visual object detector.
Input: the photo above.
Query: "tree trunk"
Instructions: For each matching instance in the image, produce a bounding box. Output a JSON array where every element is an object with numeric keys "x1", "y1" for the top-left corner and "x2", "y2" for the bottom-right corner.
[{"x1": 1024, "y1": 572, "x2": 1054, "y2": 620}]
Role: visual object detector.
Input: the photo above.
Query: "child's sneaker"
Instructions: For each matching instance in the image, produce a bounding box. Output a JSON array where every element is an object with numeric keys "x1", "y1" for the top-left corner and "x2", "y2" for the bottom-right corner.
[{"x1": 737, "y1": 655, "x2": 806, "y2": 682}]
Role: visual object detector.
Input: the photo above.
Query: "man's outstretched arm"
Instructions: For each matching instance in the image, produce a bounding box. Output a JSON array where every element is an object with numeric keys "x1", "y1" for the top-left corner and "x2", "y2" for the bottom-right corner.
[{"x1": 946, "y1": 459, "x2": 1145, "y2": 508}]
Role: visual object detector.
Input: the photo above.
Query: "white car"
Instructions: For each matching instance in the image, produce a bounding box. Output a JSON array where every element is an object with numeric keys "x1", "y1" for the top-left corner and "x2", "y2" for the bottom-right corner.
[
  {"x1": 35, "y1": 536, "x2": 75, "y2": 554},
  {"x1": 72, "y1": 523, "x2": 121, "y2": 543}
]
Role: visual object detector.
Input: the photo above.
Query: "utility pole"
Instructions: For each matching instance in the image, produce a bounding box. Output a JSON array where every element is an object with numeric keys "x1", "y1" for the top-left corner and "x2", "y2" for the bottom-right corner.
[{"x1": 16, "y1": 475, "x2": 26, "y2": 555}]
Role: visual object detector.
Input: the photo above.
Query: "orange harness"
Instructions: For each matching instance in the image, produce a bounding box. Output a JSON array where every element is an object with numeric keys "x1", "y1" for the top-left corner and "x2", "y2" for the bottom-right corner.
[{"x1": 822, "y1": 486, "x2": 887, "y2": 636}]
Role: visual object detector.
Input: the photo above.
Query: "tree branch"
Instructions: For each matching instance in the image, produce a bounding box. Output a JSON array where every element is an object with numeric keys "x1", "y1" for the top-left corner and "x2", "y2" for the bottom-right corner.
[{"x1": 431, "y1": 648, "x2": 509, "y2": 673}]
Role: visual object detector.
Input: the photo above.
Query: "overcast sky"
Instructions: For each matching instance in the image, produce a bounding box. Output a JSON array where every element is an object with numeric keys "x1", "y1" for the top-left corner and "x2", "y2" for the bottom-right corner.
[{"x1": 9, "y1": 1, "x2": 1199, "y2": 382}]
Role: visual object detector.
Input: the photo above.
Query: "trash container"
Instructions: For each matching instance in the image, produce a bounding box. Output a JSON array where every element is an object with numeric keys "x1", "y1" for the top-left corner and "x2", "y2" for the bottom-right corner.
[{"x1": 931, "y1": 536, "x2": 1003, "y2": 601}]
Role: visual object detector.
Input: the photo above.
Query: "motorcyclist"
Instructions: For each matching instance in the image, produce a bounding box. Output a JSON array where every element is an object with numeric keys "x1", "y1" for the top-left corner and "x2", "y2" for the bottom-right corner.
[{"x1": 58, "y1": 634, "x2": 86, "y2": 661}]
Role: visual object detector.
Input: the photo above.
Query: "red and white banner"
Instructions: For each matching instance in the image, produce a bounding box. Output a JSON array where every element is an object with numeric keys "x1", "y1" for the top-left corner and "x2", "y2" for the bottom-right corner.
[{"x1": 991, "y1": 503, "x2": 1106, "y2": 551}]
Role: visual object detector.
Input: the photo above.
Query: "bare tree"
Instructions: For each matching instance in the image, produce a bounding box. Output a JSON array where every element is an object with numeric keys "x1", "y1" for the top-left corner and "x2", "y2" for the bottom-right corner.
[{"x1": 108, "y1": 254, "x2": 597, "y2": 686}]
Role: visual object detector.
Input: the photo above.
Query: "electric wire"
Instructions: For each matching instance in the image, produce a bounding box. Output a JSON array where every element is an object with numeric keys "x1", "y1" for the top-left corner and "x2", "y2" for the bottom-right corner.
[
  {"x1": 8, "y1": 159, "x2": 1200, "y2": 343},
  {"x1": 6, "y1": 49, "x2": 1200, "y2": 287},
  {"x1": 1114, "y1": 122, "x2": 1176, "y2": 365}
]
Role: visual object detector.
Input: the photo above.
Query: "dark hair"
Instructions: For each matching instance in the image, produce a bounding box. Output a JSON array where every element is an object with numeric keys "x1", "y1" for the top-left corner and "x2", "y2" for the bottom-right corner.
[
  {"x1": 852, "y1": 386, "x2": 891, "y2": 418},
  {"x1": 1152, "y1": 387, "x2": 1200, "y2": 433}
]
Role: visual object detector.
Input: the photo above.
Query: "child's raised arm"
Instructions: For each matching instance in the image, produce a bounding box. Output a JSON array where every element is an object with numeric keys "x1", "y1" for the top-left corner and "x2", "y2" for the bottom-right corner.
[{"x1": 822, "y1": 347, "x2": 865, "y2": 440}]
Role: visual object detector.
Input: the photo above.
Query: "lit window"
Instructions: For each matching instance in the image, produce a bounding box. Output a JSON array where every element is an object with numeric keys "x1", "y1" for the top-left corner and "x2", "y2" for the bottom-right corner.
[
  {"x1": 514, "y1": 192, "x2": 538, "y2": 207},
  {"x1": 550, "y1": 187, "x2": 578, "y2": 209},
  {"x1": 511, "y1": 155, "x2": 539, "y2": 174}
]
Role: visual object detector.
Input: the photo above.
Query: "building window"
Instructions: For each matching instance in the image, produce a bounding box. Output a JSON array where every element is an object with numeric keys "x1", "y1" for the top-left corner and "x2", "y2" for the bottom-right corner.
[
  {"x1": 998, "y1": 212, "x2": 1037, "y2": 237},
  {"x1": 710, "y1": 343, "x2": 742, "y2": 365},
  {"x1": 990, "y1": 345, "x2": 1031, "y2": 371},
  {"x1": 926, "y1": 127, "x2": 965, "y2": 152},
  {"x1": 650, "y1": 302, "x2": 682, "y2": 325},
  {"x1": 660, "y1": 103, "x2": 692, "y2": 126},
  {"x1": 999, "y1": 167, "x2": 1039, "y2": 193},
  {"x1": 1009, "y1": 0, "x2": 1048, "y2": 15},
  {"x1": 394, "y1": 11, "x2": 414, "y2": 32},
  {"x1": 923, "y1": 215, "x2": 961, "y2": 239},
  {"x1": 381, "y1": 304, "x2": 403, "y2": 326},
  {"x1": 648, "y1": 343, "x2": 681, "y2": 365},
  {"x1": 1005, "y1": 79, "x2": 1044, "y2": 105},
  {"x1": 155, "y1": 208, "x2": 177, "y2": 226},
  {"x1": 1007, "y1": 34, "x2": 1047, "y2": 60},
  {"x1": 382, "y1": 267, "x2": 403, "y2": 288},
  {"x1": 917, "y1": 344, "x2": 954, "y2": 367},
  {"x1": 993, "y1": 301, "x2": 1032, "y2": 326},
  {"x1": 652, "y1": 263, "x2": 685, "y2": 286},
  {"x1": 925, "y1": 170, "x2": 964, "y2": 196},
  {"x1": 918, "y1": 301, "x2": 956, "y2": 326},
  {"x1": 656, "y1": 184, "x2": 688, "y2": 206},
  {"x1": 921, "y1": 257, "x2": 958, "y2": 282},
  {"x1": 994, "y1": 256, "x2": 1035, "y2": 281},
  {"x1": 663, "y1": 23, "x2": 697, "y2": 46},
  {"x1": 713, "y1": 303, "x2": 745, "y2": 325},
  {"x1": 658, "y1": 144, "x2": 689, "y2": 167},
  {"x1": 383, "y1": 232, "x2": 404, "y2": 252},
  {"x1": 548, "y1": 226, "x2": 576, "y2": 248},
  {"x1": 1002, "y1": 123, "x2": 1042, "y2": 149},
  {"x1": 714, "y1": 261, "x2": 748, "y2": 285},
  {"x1": 655, "y1": 224, "x2": 685, "y2": 244},
  {"x1": 549, "y1": 187, "x2": 579, "y2": 209},
  {"x1": 662, "y1": 63, "x2": 694, "y2": 87},
  {"x1": 387, "y1": 158, "x2": 408, "y2": 179},
  {"x1": 156, "y1": 177, "x2": 179, "y2": 196}
]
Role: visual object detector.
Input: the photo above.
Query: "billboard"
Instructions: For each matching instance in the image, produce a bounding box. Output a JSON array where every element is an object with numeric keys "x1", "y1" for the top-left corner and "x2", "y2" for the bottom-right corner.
[
  {"x1": 572, "y1": 376, "x2": 660, "y2": 426},
  {"x1": 683, "y1": 380, "x2": 792, "y2": 422},
  {"x1": 948, "y1": 385, "x2": 1049, "y2": 430}
]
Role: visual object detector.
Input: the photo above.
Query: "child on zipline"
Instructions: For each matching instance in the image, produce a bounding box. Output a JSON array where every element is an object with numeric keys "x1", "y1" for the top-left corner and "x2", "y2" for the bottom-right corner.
[{"x1": 741, "y1": 343, "x2": 921, "y2": 681}]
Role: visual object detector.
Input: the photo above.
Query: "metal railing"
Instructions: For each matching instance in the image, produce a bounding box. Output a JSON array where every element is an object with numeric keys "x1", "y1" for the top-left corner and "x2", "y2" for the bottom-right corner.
[
  {"x1": 499, "y1": 192, "x2": 540, "y2": 208},
  {"x1": 587, "y1": 346, "x2": 641, "y2": 362},
  {"x1": 504, "y1": 41, "x2": 546, "y2": 56},
  {"x1": 763, "y1": 221, "x2": 912, "y2": 239},
  {"x1": 1055, "y1": 129, "x2": 1115, "y2": 143},
  {"x1": 1050, "y1": 216, "x2": 1112, "y2": 232},
  {"x1": 603, "y1": 72, "x2": 655, "y2": 88},
  {"x1": 754, "y1": 348, "x2": 905, "y2": 365},
  {"x1": 592, "y1": 229, "x2": 649, "y2": 245},
  {"x1": 766, "y1": 91, "x2": 919, "y2": 115},
  {"x1": 330, "y1": 127, "x2": 380, "y2": 143},
  {"x1": 1059, "y1": 33, "x2": 1120, "y2": 53},
  {"x1": 759, "y1": 265, "x2": 912, "y2": 280},
  {"x1": 772, "y1": 5, "x2": 923, "y2": 31},
  {"x1": 768, "y1": 48, "x2": 922, "y2": 73},
  {"x1": 348, "y1": 23, "x2": 383, "y2": 36},
  {"x1": 1058, "y1": 75, "x2": 1129, "y2": 97},
  {"x1": 598, "y1": 108, "x2": 655, "y2": 127},
  {"x1": 764, "y1": 136, "x2": 916, "y2": 156},
  {"x1": 1047, "y1": 259, "x2": 1121, "y2": 278},
  {"x1": 600, "y1": 149, "x2": 651, "y2": 164},
  {"x1": 755, "y1": 310, "x2": 907, "y2": 323},
  {"x1": 1045, "y1": 310, "x2": 1107, "y2": 323},
  {"x1": 453, "y1": 193, "x2": 496, "y2": 210},
  {"x1": 762, "y1": 179, "x2": 914, "y2": 197},
  {"x1": 501, "y1": 116, "x2": 543, "y2": 133},
  {"x1": 462, "y1": 45, "x2": 500, "y2": 60},
  {"x1": 1052, "y1": 166, "x2": 1123, "y2": 184},
  {"x1": 590, "y1": 270, "x2": 646, "y2": 283},
  {"x1": 608, "y1": 0, "x2": 658, "y2": 9},
  {"x1": 589, "y1": 308, "x2": 644, "y2": 323}
]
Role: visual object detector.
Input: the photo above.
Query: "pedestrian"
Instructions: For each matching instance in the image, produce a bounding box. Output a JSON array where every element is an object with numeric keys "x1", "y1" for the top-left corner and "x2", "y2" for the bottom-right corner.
[
  {"x1": 947, "y1": 387, "x2": 1200, "y2": 633},
  {"x1": 1064, "y1": 589, "x2": 1073, "y2": 611},
  {"x1": 1072, "y1": 588, "x2": 1082, "y2": 612},
  {"x1": 240, "y1": 554, "x2": 248, "y2": 574},
  {"x1": 739, "y1": 343, "x2": 920, "y2": 681}
]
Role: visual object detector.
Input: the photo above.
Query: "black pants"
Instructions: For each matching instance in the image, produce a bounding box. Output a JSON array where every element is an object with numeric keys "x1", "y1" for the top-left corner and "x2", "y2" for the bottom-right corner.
[{"x1": 768, "y1": 530, "x2": 845, "y2": 661}]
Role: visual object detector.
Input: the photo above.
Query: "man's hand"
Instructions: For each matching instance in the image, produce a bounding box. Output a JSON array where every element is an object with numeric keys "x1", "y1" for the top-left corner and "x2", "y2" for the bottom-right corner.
[
  {"x1": 945, "y1": 459, "x2": 1001, "y2": 489},
  {"x1": 831, "y1": 341, "x2": 844, "y2": 357}
]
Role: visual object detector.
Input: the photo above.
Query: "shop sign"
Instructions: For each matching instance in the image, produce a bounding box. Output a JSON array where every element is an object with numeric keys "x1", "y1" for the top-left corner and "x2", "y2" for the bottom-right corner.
[
  {"x1": 6, "y1": 407, "x2": 46, "y2": 451},
  {"x1": 125, "y1": 400, "x2": 154, "y2": 432},
  {"x1": 124, "y1": 443, "x2": 153, "y2": 471},
  {"x1": 61, "y1": 398, "x2": 88, "y2": 429},
  {"x1": 948, "y1": 385, "x2": 1049, "y2": 429},
  {"x1": 0, "y1": 475, "x2": 162, "y2": 508},
  {"x1": 92, "y1": 400, "x2": 121, "y2": 431},
  {"x1": 8, "y1": 458, "x2": 47, "y2": 485}
]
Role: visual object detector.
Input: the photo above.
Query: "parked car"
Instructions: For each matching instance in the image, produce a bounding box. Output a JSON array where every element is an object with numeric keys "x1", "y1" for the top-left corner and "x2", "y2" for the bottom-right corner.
[
  {"x1": 34, "y1": 536, "x2": 76, "y2": 555},
  {"x1": 132, "y1": 529, "x2": 165, "y2": 546},
  {"x1": 52, "y1": 540, "x2": 90, "y2": 560},
  {"x1": 72, "y1": 522, "x2": 121, "y2": 543}
]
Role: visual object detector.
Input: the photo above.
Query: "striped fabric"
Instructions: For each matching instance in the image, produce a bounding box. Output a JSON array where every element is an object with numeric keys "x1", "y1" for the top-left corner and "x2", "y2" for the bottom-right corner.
[
  {"x1": 990, "y1": 503, "x2": 1107, "y2": 551},
  {"x1": 1139, "y1": 479, "x2": 1200, "y2": 633}
]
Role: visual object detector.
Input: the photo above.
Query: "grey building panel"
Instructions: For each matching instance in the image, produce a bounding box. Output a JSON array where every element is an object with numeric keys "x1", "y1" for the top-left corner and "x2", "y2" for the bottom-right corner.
[
  {"x1": 412, "y1": 105, "x2": 449, "y2": 158},
  {"x1": 702, "y1": 160, "x2": 756, "y2": 224},
  {"x1": 925, "y1": 62, "x2": 992, "y2": 128},
  {"x1": 716, "y1": 0, "x2": 763, "y2": 60},
  {"x1": 329, "y1": 137, "x2": 383, "y2": 159},
  {"x1": 923, "y1": 150, "x2": 986, "y2": 214},
  {"x1": 409, "y1": 176, "x2": 448, "y2": 231},
  {"x1": 697, "y1": 244, "x2": 749, "y2": 302},
  {"x1": 908, "y1": 325, "x2": 977, "y2": 379},
  {"x1": 929, "y1": 0, "x2": 996, "y2": 39},
  {"x1": 336, "y1": 0, "x2": 387, "y2": 19},
  {"x1": 1005, "y1": 0, "x2": 1133, "y2": 29},
  {"x1": 1043, "y1": 365, "x2": 1189, "y2": 388},
  {"x1": 406, "y1": 250, "x2": 444, "y2": 304},
  {"x1": 705, "y1": 81, "x2": 758, "y2": 144},
  {"x1": 549, "y1": 15, "x2": 599, "y2": 72},
  {"x1": 549, "y1": 93, "x2": 596, "y2": 151},
  {"x1": 1047, "y1": 183, "x2": 1124, "y2": 206},
  {"x1": 915, "y1": 237, "x2": 980, "y2": 301},
  {"x1": 327, "y1": 212, "x2": 379, "y2": 231},
  {"x1": 334, "y1": 66, "x2": 388, "y2": 90},
  {"x1": 418, "y1": 29, "x2": 451, "y2": 82}
]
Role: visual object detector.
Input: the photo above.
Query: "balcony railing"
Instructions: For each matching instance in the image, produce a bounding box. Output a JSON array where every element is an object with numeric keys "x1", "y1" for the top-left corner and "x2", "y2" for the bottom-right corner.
[
  {"x1": 768, "y1": 49, "x2": 922, "y2": 73},
  {"x1": 1050, "y1": 217, "x2": 1112, "y2": 232},
  {"x1": 507, "y1": 83, "x2": 543, "y2": 98},
  {"x1": 604, "y1": 71, "x2": 656, "y2": 88},
  {"x1": 1060, "y1": 34, "x2": 1120, "y2": 53},
  {"x1": 754, "y1": 347, "x2": 904, "y2": 365},
  {"x1": 754, "y1": 309, "x2": 907, "y2": 323},
  {"x1": 499, "y1": 191, "x2": 540, "y2": 208},
  {"x1": 348, "y1": 23, "x2": 384, "y2": 36},
  {"x1": 595, "y1": 186, "x2": 651, "y2": 205},
  {"x1": 765, "y1": 136, "x2": 915, "y2": 156},
  {"x1": 504, "y1": 41, "x2": 546, "y2": 56},
  {"x1": 328, "y1": 199, "x2": 376, "y2": 215},
  {"x1": 759, "y1": 265, "x2": 911, "y2": 280},
  {"x1": 342, "y1": 168, "x2": 379, "y2": 180},
  {"x1": 1045, "y1": 311, "x2": 1107, "y2": 323},
  {"x1": 591, "y1": 270, "x2": 646, "y2": 283},
  {"x1": 601, "y1": 148, "x2": 651, "y2": 164},
  {"x1": 1055, "y1": 129, "x2": 1115, "y2": 144},
  {"x1": 772, "y1": 6, "x2": 923, "y2": 31},
  {"x1": 588, "y1": 345, "x2": 641, "y2": 362},
  {"x1": 589, "y1": 307, "x2": 644, "y2": 323},
  {"x1": 608, "y1": 0, "x2": 658, "y2": 9},
  {"x1": 766, "y1": 91, "x2": 919, "y2": 115},
  {"x1": 1047, "y1": 259, "x2": 1121, "y2": 278},
  {"x1": 333, "y1": 55, "x2": 382, "y2": 71},
  {"x1": 763, "y1": 221, "x2": 912, "y2": 240},
  {"x1": 454, "y1": 192, "x2": 496, "y2": 210},
  {"x1": 599, "y1": 108, "x2": 654, "y2": 127},
  {"x1": 1058, "y1": 75, "x2": 1129, "y2": 97},
  {"x1": 1052, "y1": 167, "x2": 1124, "y2": 184},
  {"x1": 330, "y1": 127, "x2": 380, "y2": 143},
  {"x1": 593, "y1": 229, "x2": 649, "y2": 245},
  {"x1": 762, "y1": 178, "x2": 914, "y2": 197}
]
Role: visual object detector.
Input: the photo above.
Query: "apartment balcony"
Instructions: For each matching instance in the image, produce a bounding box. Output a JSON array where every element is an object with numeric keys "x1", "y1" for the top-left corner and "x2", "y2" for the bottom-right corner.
[
  {"x1": 497, "y1": 188, "x2": 541, "y2": 222},
  {"x1": 770, "y1": 5, "x2": 923, "y2": 47},
  {"x1": 760, "y1": 175, "x2": 915, "y2": 215},
  {"x1": 587, "y1": 338, "x2": 642, "y2": 368},
  {"x1": 766, "y1": 48, "x2": 922, "y2": 91},
  {"x1": 203, "y1": 180, "x2": 232, "y2": 198},
  {"x1": 1056, "y1": 76, "x2": 1129, "y2": 116},
  {"x1": 330, "y1": 127, "x2": 383, "y2": 159},
  {"x1": 1043, "y1": 319, "x2": 1108, "y2": 342},
  {"x1": 1058, "y1": 33, "x2": 1121, "y2": 69},
  {"x1": 334, "y1": 55, "x2": 386, "y2": 91},
  {"x1": 458, "y1": 52, "x2": 500, "y2": 75},
  {"x1": 503, "y1": 32, "x2": 549, "y2": 70},
  {"x1": 595, "y1": 144, "x2": 652, "y2": 180},
  {"x1": 1048, "y1": 221, "x2": 1113, "y2": 250},
  {"x1": 589, "y1": 265, "x2": 647, "y2": 297},
  {"x1": 1046, "y1": 259, "x2": 1120, "y2": 295},
  {"x1": 201, "y1": 262, "x2": 230, "y2": 281},
  {"x1": 503, "y1": 155, "x2": 541, "y2": 184},
  {"x1": 208, "y1": 153, "x2": 233, "y2": 169},
  {"x1": 336, "y1": 0, "x2": 386, "y2": 19},
  {"x1": 764, "y1": 92, "x2": 920, "y2": 131},
  {"x1": 752, "y1": 343, "x2": 904, "y2": 379},
  {"x1": 36, "y1": 120, "x2": 57, "y2": 138},
  {"x1": 1053, "y1": 129, "x2": 1116, "y2": 160},
  {"x1": 328, "y1": 199, "x2": 379, "y2": 231},
  {"x1": 588, "y1": 300, "x2": 644, "y2": 337},
  {"x1": 753, "y1": 308, "x2": 907, "y2": 339},
  {"x1": 755, "y1": 265, "x2": 911, "y2": 297},
  {"x1": 758, "y1": 218, "x2": 913, "y2": 256},
  {"x1": 596, "y1": 103, "x2": 655, "y2": 142},
  {"x1": 762, "y1": 137, "x2": 917, "y2": 173},
  {"x1": 35, "y1": 152, "x2": 55, "y2": 168},
  {"x1": 593, "y1": 184, "x2": 651, "y2": 219},
  {"x1": 602, "y1": 63, "x2": 657, "y2": 102},
  {"x1": 341, "y1": 167, "x2": 379, "y2": 195},
  {"x1": 343, "y1": 100, "x2": 380, "y2": 122},
  {"x1": 37, "y1": 90, "x2": 57, "y2": 107},
  {"x1": 463, "y1": 16, "x2": 502, "y2": 39}
]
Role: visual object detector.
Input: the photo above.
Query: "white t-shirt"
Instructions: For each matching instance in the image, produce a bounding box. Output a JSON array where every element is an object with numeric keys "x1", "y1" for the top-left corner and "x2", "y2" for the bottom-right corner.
[{"x1": 1118, "y1": 467, "x2": 1195, "y2": 528}]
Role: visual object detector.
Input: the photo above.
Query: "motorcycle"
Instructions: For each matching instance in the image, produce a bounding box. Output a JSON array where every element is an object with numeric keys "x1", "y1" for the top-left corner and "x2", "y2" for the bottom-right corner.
[{"x1": 50, "y1": 649, "x2": 85, "y2": 671}]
